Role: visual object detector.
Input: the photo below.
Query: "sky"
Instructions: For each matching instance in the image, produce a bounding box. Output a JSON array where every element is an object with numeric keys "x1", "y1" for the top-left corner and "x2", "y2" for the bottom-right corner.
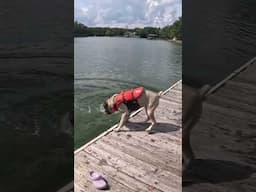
[{"x1": 75, "y1": 0, "x2": 181, "y2": 28}]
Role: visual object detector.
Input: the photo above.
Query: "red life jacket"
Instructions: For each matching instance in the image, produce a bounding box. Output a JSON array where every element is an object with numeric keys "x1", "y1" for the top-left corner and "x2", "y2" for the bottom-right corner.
[{"x1": 112, "y1": 87, "x2": 144, "y2": 111}]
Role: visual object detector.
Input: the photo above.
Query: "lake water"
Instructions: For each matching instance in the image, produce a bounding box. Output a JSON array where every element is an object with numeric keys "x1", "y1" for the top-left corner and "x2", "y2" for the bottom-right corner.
[
  {"x1": 74, "y1": 37, "x2": 181, "y2": 149},
  {"x1": 183, "y1": 0, "x2": 256, "y2": 87}
]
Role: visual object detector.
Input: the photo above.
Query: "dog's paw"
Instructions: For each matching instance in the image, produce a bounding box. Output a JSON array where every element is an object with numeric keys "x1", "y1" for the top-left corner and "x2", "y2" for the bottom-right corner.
[
  {"x1": 145, "y1": 128, "x2": 154, "y2": 134},
  {"x1": 114, "y1": 128, "x2": 120, "y2": 132}
]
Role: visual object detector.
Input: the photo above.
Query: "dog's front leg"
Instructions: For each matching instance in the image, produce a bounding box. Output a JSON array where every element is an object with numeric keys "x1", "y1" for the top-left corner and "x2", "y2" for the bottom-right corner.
[
  {"x1": 115, "y1": 104, "x2": 129, "y2": 132},
  {"x1": 115, "y1": 112, "x2": 129, "y2": 132}
]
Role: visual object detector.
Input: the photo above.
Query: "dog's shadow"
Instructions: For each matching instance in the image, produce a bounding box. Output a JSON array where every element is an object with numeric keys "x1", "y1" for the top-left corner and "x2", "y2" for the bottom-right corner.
[
  {"x1": 122, "y1": 121, "x2": 180, "y2": 133},
  {"x1": 183, "y1": 158, "x2": 256, "y2": 186}
]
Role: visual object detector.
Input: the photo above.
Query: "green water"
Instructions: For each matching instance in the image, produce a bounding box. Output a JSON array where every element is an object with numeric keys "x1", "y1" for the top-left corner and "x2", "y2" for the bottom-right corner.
[{"x1": 74, "y1": 37, "x2": 181, "y2": 149}]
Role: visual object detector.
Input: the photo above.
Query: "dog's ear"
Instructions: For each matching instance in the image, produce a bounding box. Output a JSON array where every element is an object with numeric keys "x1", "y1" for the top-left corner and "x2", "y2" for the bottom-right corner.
[{"x1": 103, "y1": 100, "x2": 112, "y2": 114}]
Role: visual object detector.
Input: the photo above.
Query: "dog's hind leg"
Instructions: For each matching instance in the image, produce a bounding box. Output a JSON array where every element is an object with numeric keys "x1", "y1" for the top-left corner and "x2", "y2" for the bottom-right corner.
[
  {"x1": 143, "y1": 106, "x2": 150, "y2": 122},
  {"x1": 145, "y1": 104, "x2": 158, "y2": 133}
]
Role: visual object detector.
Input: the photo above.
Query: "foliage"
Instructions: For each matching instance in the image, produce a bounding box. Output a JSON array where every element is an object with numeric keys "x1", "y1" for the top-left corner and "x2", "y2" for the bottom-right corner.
[
  {"x1": 160, "y1": 17, "x2": 182, "y2": 40},
  {"x1": 74, "y1": 17, "x2": 182, "y2": 40}
]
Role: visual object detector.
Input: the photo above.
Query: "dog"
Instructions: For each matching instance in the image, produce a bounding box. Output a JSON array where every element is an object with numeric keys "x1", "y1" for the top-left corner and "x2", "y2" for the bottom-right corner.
[
  {"x1": 182, "y1": 84, "x2": 211, "y2": 173},
  {"x1": 103, "y1": 87, "x2": 162, "y2": 133}
]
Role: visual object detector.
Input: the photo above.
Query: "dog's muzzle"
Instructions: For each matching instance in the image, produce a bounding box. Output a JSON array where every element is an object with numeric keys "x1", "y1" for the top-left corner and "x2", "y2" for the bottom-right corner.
[{"x1": 103, "y1": 101, "x2": 112, "y2": 114}]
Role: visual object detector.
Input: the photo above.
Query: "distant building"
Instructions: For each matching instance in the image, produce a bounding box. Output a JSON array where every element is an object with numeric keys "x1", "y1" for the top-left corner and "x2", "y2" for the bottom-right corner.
[
  {"x1": 124, "y1": 31, "x2": 137, "y2": 38},
  {"x1": 147, "y1": 34, "x2": 158, "y2": 40}
]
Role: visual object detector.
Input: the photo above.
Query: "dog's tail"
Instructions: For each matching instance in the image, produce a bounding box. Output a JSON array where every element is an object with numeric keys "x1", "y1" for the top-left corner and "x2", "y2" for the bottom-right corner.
[{"x1": 199, "y1": 84, "x2": 211, "y2": 100}]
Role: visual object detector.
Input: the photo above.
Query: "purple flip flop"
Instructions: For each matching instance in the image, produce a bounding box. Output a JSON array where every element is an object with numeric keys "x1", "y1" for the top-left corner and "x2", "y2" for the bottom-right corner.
[{"x1": 89, "y1": 171, "x2": 108, "y2": 190}]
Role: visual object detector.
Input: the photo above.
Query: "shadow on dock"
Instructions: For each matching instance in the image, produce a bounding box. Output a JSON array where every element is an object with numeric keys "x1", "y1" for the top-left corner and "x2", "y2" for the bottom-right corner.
[
  {"x1": 183, "y1": 159, "x2": 256, "y2": 185},
  {"x1": 123, "y1": 122, "x2": 180, "y2": 133}
]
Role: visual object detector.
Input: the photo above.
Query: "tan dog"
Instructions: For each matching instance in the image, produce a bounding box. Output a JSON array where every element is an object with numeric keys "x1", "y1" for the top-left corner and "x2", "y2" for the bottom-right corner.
[
  {"x1": 182, "y1": 84, "x2": 211, "y2": 173},
  {"x1": 103, "y1": 87, "x2": 162, "y2": 133}
]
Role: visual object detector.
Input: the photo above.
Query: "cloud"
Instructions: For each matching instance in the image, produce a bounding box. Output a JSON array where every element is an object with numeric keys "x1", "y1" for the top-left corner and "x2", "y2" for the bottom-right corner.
[{"x1": 75, "y1": 0, "x2": 181, "y2": 28}]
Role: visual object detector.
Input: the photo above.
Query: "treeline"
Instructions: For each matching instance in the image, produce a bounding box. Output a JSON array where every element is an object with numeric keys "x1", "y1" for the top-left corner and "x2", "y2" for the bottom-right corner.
[
  {"x1": 160, "y1": 17, "x2": 182, "y2": 40},
  {"x1": 74, "y1": 17, "x2": 182, "y2": 40}
]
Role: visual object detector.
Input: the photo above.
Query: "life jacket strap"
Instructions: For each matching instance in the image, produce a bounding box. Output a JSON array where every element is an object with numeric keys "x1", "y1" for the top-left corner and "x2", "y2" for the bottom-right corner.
[
  {"x1": 122, "y1": 91, "x2": 125, "y2": 101},
  {"x1": 131, "y1": 89, "x2": 135, "y2": 100}
]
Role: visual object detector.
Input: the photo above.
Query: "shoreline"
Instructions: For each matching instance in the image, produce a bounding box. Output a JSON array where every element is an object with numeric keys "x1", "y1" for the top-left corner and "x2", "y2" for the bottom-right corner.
[
  {"x1": 74, "y1": 35, "x2": 182, "y2": 44},
  {"x1": 167, "y1": 39, "x2": 182, "y2": 44}
]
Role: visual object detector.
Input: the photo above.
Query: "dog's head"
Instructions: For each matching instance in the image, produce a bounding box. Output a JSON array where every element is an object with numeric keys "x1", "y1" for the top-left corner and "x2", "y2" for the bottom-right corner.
[{"x1": 103, "y1": 98, "x2": 114, "y2": 115}]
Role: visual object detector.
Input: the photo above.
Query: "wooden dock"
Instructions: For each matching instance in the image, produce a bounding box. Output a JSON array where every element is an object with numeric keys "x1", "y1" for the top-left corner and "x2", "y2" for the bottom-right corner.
[
  {"x1": 74, "y1": 80, "x2": 182, "y2": 192},
  {"x1": 183, "y1": 57, "x2": 256, "y2": 191},
  {"x1": 62, "y1": 58, "x2": 256, "y2": 192}
]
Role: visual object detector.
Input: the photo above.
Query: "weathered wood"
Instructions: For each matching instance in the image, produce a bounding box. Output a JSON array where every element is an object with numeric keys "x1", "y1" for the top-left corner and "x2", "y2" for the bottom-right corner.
[
  {"x1": 75, "y1": 156, "x2": 149, "y2": 192},
  {"x1": 109, "y1": 133, "x2": 181, "y2": 158},
  {"x1": 98, "y1": 136, "x2": 180, "y2": 175},
  {"x1": 85, "y1": 144, "x2": 179, "y2": 192},
  {"x1": 112, "y1": 132, "x2": 182, "y2": 155},
  {"x1": 160, "y1": 95, "x2": 182, "y2": 104},
  {"x1": 205, "y1": 57, "x2": 256, "y2": 97},
  {"x1": 184, "y1": 58, "x2": 256, "y2": 192},
  {"x1": 207, "y1": 94, "x2": 256, "y2": 114},
  {"x1": 76, "y1": 150, "x2": 163, "y2": 192},
  {"x1": 75, "y1": 81, "x2": 182, "y2": 191}
]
